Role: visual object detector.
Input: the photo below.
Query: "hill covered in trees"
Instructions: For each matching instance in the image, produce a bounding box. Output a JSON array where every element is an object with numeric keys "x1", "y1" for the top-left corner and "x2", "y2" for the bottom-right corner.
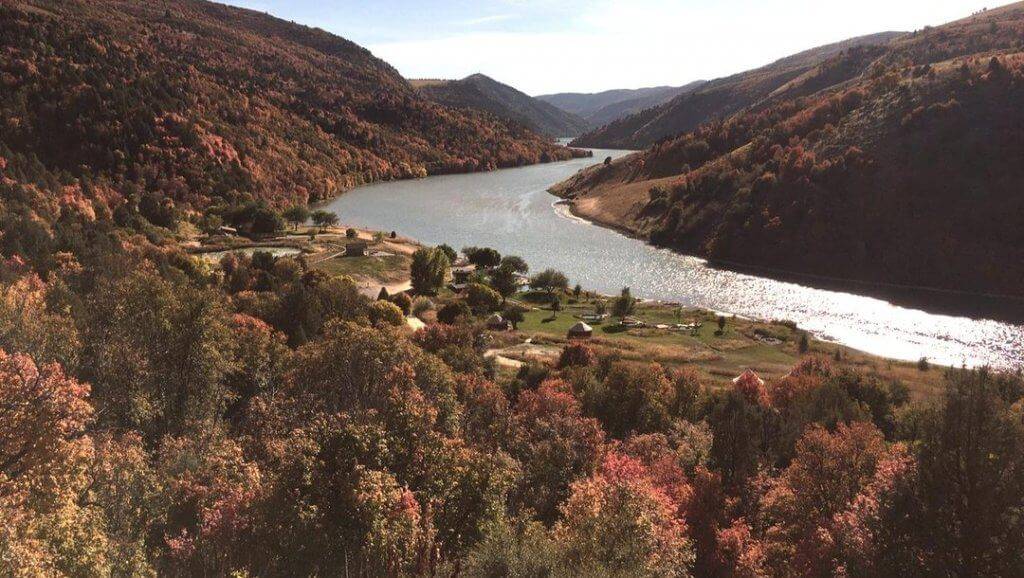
[
  {"x1": 538, "y1": 81, "x2": 708, "y2": 130},
  {"x1": 554, "y1": 3, "x2": 1024, "y2": 298},
  {"x1": 414, "y1": 74, "x2": 591, "y2": 137},
  {"x1": 0, "y1": 0, "x2": 584, "y2": 215},
  {"x1": 570, "y1": 32, "x2": 904, "y2": 149}
]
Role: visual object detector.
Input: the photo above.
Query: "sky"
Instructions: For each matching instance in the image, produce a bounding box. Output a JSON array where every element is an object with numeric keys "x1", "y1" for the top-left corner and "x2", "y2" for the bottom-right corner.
[{"x1": 222, "y1": 0, "x2": 999, "y2": 95}]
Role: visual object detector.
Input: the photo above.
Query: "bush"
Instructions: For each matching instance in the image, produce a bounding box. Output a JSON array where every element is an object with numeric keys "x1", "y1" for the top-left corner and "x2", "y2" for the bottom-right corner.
[
  {"x1": 346, "y1": 228, "x2": 357, "y2": 239},
  {"x1": 559, "y1": 343, "x2": 597, "y2": 369},
  {"x1": 412, "y1": 297, "x2": 435, "y2": 319},
  {"x1": 392, "y1": 293, "x2": 413, "y2": 315},
  {"x1": 368, "y1": 300, "x2": 405, "y2": 327},
  {"x1": 466, "y1": 283, "x2": 502, "y2": 313},
  {"x1": 438, "y1": 301, "x2": 472, "y2": 325}
]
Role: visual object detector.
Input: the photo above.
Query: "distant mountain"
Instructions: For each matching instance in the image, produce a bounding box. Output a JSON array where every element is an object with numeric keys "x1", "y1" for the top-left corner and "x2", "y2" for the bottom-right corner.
[
  {"x1": 414, "y1": 74, "x2": 590, "y2": 137},
  {"x1": 537, "y1": 82, "x2": 707, "y2": 130},
  {"x1": 554, "y1": 3, "x2": 1024, "y2": 298},
  {"x1": 571, "y1": 31, "x2": 905, "y2": 149},
  {"x1": 0, "y1": 0, "x2": 584, "y2": 214}
]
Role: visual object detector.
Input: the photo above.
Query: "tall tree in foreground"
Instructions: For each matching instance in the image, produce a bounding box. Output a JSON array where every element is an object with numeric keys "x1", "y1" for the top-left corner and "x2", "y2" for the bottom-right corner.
[
  {"x1": 410, "y1": 247, "x2": 451, "y2": 295},
  {"x1": 915, "y1": 369, "x2": 1024, "y2": 576}
]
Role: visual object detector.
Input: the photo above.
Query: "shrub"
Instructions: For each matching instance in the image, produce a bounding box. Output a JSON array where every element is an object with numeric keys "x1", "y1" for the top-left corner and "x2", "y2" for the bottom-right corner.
[
  {"x1": 559, "y1": 343, "x2": 597, "y2": 369},
  {"x1": 367, "y1": 301, "x2": 404, "y2": 327},
  {"x1": 392, "y1": 293, "x2": 413, "y2": 315},
  {"x1": 412, "y1": 297, "x2": 435, "y2": 319},
  {"x1": 466, "y1": 283, "x2": 502, "y2": 313},
  {"x1": 438, "y1": 301, "x2": 472, "y2": 325}
]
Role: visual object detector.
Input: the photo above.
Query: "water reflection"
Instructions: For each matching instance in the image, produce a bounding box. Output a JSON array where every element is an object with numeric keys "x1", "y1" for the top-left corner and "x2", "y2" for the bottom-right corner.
[{"x1": 321, "y1": 151, "x2": 1023, "y2": 369}]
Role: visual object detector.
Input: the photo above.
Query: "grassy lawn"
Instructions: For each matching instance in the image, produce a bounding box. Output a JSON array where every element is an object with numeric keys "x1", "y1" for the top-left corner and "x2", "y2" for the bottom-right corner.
[
  {"x1": 313, "y1": 254, "x2": 410, "y2": 284},
  {"x1": 502, "y1": 292, "x2": 949, "y2": 398}
]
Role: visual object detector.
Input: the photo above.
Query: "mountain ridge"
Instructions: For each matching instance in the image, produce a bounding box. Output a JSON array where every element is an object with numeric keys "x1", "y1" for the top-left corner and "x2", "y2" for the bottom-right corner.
[
  {"x1": 553, "y1": 3, "x2": 1024, "y2": 298},
  {"x1": 414, "y1": 73, "x2": 590, "y2": 137},
  {"x1": 571, "y1": 31, "x2": 906, "y2": 149}
]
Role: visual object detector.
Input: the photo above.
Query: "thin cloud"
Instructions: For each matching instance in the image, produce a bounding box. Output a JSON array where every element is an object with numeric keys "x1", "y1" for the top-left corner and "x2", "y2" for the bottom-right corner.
[{"x1": 457, "y1": 14, "x2": 516, "y2": 27}]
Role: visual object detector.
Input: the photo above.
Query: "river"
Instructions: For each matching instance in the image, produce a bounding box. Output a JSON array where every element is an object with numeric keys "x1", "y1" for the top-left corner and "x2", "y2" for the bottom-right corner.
[{"x1": 320, "y1": 150, "x2": 1024, "y2": 370}]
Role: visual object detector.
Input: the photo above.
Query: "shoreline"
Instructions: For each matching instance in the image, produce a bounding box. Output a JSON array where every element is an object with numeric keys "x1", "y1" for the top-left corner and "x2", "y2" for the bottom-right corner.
[{"x1": 550, "y1": 195, "x2": 1024, "y2": 325}]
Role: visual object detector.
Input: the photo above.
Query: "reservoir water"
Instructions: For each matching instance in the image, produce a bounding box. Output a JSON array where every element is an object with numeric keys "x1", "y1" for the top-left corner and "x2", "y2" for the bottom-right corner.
[{"x1": 321, "y1": 150, "x2": 1024, "y2": 370}]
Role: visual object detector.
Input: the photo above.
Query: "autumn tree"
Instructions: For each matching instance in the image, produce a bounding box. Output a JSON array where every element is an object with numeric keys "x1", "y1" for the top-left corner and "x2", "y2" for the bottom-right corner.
[{"x1": 509, "y1": 379, "x2": 605, "y2": 521}]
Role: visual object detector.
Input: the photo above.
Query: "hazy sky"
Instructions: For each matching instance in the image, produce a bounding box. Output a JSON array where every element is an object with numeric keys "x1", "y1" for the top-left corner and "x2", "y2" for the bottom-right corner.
[{"x1": 222, "y1": 0, "x2": 997, "y2": 95}]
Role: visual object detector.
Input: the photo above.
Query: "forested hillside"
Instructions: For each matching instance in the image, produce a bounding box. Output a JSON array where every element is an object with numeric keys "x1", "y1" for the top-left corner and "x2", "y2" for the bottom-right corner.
[
  {"x1": 415, "y1": 74, "x2": 590, "y2": 137},
  {"x1": 1, "y1": 1, "x2": 1023, "y2": 576},
  {"x1": 571, "y1": 32, "x2": 903, "y2": 149},
  {"x1": 555, "y1": 4, "x2": 1024, "y2": 297},
  {"x1": 0, "y1": 0, "x2": 582, "y2": 215}
]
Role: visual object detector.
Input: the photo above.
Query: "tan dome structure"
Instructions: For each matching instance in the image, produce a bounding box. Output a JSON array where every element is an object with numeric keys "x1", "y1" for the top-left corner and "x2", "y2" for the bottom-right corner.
[{"x1": 567, "y1": 321, "x2": 593, "y2": 339}]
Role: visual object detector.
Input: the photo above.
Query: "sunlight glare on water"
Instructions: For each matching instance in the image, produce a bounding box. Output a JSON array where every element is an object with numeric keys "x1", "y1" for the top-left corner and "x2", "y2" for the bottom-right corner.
[{"x1": 322, "y1": 150, "x2": 1024, "y2": 370}]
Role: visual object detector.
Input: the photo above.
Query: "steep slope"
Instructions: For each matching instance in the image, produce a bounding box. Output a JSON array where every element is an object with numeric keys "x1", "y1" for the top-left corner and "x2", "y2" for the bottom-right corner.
[
  {"x1": 583, "y1": 81, "x2": 708, "y2": 129},
  {"x1": 537, "y1": 82, "x2": 706, "y2": 129},
  {"x1": 553, "y1": 4, "x2": 1024, "y2": 298},
  {"x1": 572, "y1": 31, "x2": 904, "y2": 149},
  {"x1": 414, "y1": 74, "x2": 590, "y2": 137},
  {"x1": 0, "y1": 0, "x2": 584, "y2": 214}
]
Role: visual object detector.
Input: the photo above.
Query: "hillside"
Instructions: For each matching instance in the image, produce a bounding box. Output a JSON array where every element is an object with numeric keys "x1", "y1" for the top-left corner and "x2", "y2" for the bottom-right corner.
[
  {"x1": 0, "y1": 0, "x2": 584, "y2": 217},
  {"x1": 571, "y1": 31, "x2": 904, "y2": 149},
  {"x1": 537, "y1": 82, "x2": 707, "y2": 129},
  {"x1": 553, "y1": 3, "x2": 1024, "y2": 298},
  {"x1": 414, "y1": 73, "x2": 590, "y2": 137}
]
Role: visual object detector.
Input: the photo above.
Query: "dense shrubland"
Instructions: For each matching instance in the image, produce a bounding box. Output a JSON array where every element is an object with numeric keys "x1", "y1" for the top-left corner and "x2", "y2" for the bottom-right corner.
[{"x1": 1, "y1": 205, "x2": 1022, "y2": 575}]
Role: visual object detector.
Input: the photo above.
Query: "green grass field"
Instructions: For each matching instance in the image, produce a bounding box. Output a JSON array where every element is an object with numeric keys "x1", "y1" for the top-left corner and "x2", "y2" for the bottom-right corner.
[
  {"x1": 503, "y1": 293, "x2": 947, "y2": 398},
  {"x1": 312, "y1": 254, "x2": 410, "y2": 283}
]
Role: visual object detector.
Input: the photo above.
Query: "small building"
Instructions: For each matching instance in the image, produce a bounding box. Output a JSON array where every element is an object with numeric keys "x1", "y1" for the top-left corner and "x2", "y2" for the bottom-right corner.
[
  {"x1": 486, "y1": 314, "x2": 512, "y2": 331},
  {"x1": 345, "y1": 242, "x2": 368, "y2": 257},
  {"x1": 567, "y1": 321, "x2": 593, "y2": 340}
]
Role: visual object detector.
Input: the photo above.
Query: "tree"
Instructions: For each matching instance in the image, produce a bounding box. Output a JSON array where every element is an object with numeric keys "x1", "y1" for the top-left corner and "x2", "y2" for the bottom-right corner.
[
  {"x1": 530, "y1": 269, "x2": 569, "y2": 295},
  {"x1": 490, "y1": 255, "x2": 529, "y2": 302},
  {"x1": 798, "y1": 332, "x2": 810, "y2": 354},
  {"x1": 437, "y1": 244, "x2": 458, "y2": 264},
  {"x1": 311, "y1": 210, "x2": 339, "y2": 231},
  {"x1": 573, "y1": 284, "x2": 583, "y2": 301},
  {"x1": 346, "y1": 228, "x2": 358, "y2": 239},
  {"x1": 612, "y1": 287, "x2": 636, "y2": 319},
  {"x1": 717, "y1": 315, "x2": 727, "y2": 333},
  {"x1": 410, "y1": 247, "x2": 450, "y2": 295},
  {"x1": 465, "y1": 247, "x2": 502, "y2": 269},
  {"x1": 509, "y1": 380, "x2": 605, "y2": 521},
  {"x1": 554, "y1": 453, "x2": 695, "y2": 577},
  {"x1": 283, "y1": 205, "x2": 310, "y2": 230},
  {"x1": 502, "y1": 304, "x2": 526, "y2": 330},
  {"x1": 466, "y1": 283, "x2": 503, "y2": 313},
  {"x1": 915, "y1": 370, "x2": 1024, "y2": 576},
  {"x1": 250, "y1": 205, "x2": 284, "y2": 235}
]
